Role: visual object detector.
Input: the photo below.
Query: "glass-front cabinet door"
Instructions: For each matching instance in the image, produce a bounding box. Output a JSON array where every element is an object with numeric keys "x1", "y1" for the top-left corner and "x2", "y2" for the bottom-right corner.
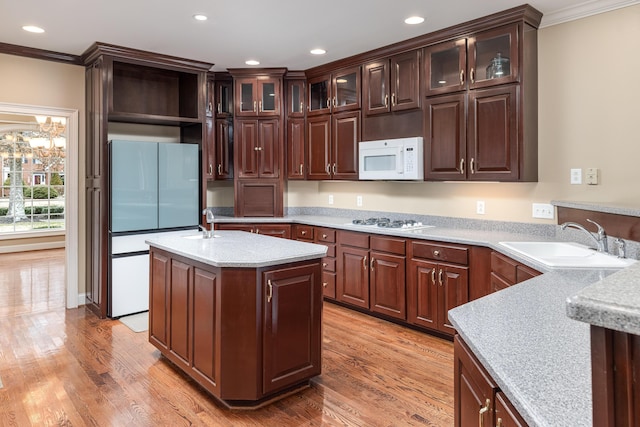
[
  {"x1": 257, "y1": 78, "x2": 280, "y2": 116},
  {"x1": 468, "y1": 24, "x2": 519, "y2": 89},
  {"x1": 237, "y1": 78, "x2": 257, "y2": 116},
  {"x1": 235, "y1": 77, "x2": 280, "y2": 117},
  {"x1": 308, "y1": 75, "x2": 330, "y2": 116},
  {"x1": 332, "y1": 66, "x2": 360, "y2": 113},
  {"x1": 216, "y1": 80, "x2": 233, "y2": 117},
  {"x1": 287, "y1": 80, "x2": 305, "y2": 117},
  {"x1": 424, "y1": 40, "x2": 467, "y2": 96}
]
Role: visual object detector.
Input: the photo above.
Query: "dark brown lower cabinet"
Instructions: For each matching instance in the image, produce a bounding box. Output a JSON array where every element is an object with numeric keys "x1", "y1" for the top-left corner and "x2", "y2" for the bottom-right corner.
[
  {"x1": 149, "y1": 247, "x2": 322, "y2": 408},
  {"x1": 591, "y1": 326, "x2": 640, "y2": 427},
  {"x1": 407, "y1": 240, "x2": 469, "y2": 335},
  {"x1": 336, "y1": 231, "x2": 406, "y2": 320},
  {"x1": 454, "y1": 335, "x2": 527, "y2": 427},
  {"x1": 216, "y1": 222, "x2": 291, "y2": 239},
  {"x1": 490, "y1": 251, "x2": 541, "y2": 293}
]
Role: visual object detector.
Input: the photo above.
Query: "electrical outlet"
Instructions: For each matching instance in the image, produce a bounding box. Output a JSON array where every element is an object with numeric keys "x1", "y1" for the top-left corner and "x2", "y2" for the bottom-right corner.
[
  {"x1": 328, "y1": 194, "x2": 334, "y2": 205},
  {"x1": 532, "y1": 203, "x2": 554, "y2": 219},
  {"x1": 356, "y1": 195, "x2": 363, "y2": 207},
  {"x1": 570, "y1": 168, "x2": 582, "y2": 184},
  {"x1": 476, "y1": 200, "x2": 485, "y2": 215},
  {"x1": 585, "y1": 168, "x2": 599, "y2": 185}
]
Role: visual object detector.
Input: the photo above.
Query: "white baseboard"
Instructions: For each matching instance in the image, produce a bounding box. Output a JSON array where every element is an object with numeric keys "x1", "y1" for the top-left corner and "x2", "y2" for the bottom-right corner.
[
  {"x1": 0, "y1": 241, "x2": 65, "y2": 254},
  {"x1": 77, "y1": 293, "x2": 87, "y2": 307}
]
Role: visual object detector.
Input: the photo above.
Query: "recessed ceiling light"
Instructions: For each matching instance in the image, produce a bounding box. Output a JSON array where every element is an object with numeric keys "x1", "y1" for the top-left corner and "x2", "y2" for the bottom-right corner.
[
  {"x1": 310, "y1": 48, "x2": 326, "y2": 55},
  {"x1": 193, "y1": 14, "x2": 208, "y2": 21},
  {"x1": 245, "y1": 60, "x2": 260, "y2": 66},
  {"x1": 22, "y1": 25, "x2": 45, "y2": 33},
  {"x1": 404, "y1": 16, "x2": 425, "y2": 25}
]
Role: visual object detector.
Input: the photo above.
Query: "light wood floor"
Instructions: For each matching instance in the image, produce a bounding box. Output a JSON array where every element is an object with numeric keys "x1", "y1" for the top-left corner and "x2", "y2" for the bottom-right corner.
[{"x1": 0, "y1": 249, "x2": 454, "y2": 426}]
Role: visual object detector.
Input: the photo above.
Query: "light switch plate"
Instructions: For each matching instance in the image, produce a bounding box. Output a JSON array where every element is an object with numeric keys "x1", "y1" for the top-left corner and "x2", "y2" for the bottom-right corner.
[{"x1": 570, "y1": 168, "x2": 582, "y2": 184}]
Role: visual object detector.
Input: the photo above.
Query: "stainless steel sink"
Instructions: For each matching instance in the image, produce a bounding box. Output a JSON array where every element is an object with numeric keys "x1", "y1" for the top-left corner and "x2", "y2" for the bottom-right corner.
[{"x1": 499, "y1": 241, "x2": 636, "y2": 269}]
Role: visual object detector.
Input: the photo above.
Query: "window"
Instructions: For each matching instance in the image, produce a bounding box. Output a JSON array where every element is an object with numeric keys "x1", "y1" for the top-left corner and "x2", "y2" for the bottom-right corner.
[{"x1": 0, "y1": 115, "x2": 66, "y2": 234}]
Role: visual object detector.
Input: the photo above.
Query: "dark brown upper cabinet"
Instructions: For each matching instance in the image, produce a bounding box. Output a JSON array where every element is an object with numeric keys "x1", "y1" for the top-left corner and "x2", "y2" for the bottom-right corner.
[
  {"x1": 235, "y1": 76, "x2": 281, "y2": 117},
  {"x1": 286, "y1": 79, "x2": 306, "y2": 118},
  {"x1": 424, "y1": 19, "x2": 539, "y2": 182},
  {"x1": 363, "y1": 50, "x2": 421, "y2": 116},
  {"x1": 308, "y1": 66, "x2": 361, "y2": 116}
]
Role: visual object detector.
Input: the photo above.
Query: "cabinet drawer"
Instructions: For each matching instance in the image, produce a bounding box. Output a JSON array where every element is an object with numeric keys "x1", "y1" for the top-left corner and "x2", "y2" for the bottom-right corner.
[
  {"x1": 294, "y1": 225, "x2": 315, "y2": 241},
  {"x1": 316, "y1": 228, "x2": 336, "y2": 243},
  {"x1": 411, "y1": 241, "x2": 468, "y2": 265},
  {"x1": 370, "y1": 236, "x2": 406, "y2": 255},
  {"x1": 322, "y1": 257, "x2": 336, "y2": 272},
  {"x1": 322, "y1": 272, "x2": 336, "y2": 299},
  {"x1": 491, "y1": 251, "x2": 517, "y2": 284},
  {"x1": 338, "y1": 230, "x2": 369, "y2": 248},
  {"x1": 323, "y1": 243, "x2": 336, "y2": 258},
  {"x1": 490, "y1": 272, "x2": 511, "y2": 293}
]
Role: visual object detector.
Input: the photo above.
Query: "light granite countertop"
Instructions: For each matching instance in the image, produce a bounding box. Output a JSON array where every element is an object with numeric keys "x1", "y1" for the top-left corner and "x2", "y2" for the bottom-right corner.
[
  {"x1": 212, "y1": 212, "x2": 640, "y2": 427},
  {"x1": 145, "y1": 230, "x2": 327, "y2": 268}
]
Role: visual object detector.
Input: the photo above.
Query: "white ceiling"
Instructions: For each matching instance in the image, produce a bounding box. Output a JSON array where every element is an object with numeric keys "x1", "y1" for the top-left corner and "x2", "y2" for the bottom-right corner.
[{"x1": 1, "y1": 0, "x2": 637, "y2": 71}]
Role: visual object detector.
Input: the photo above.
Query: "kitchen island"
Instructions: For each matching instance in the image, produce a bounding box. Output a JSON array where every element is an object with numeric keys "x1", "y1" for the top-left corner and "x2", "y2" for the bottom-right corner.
[{"x1": 145, "y1": 230, "x2": 327, "y2": 408}]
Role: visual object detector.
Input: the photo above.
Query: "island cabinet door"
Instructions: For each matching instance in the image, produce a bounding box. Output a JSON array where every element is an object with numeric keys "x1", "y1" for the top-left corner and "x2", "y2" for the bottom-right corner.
[
  {"x1": 150, "y1": 251, "x2": 170, "y2": 348},
  {"x1": 168, "y1": 259, "x2": 193, "y2": 369},
  {"x1": 191, "y1": 267, "x2": 220, "y2": 392},
  {"x1": 262, "y1": 263, "x2": 322, "y2": 395}
]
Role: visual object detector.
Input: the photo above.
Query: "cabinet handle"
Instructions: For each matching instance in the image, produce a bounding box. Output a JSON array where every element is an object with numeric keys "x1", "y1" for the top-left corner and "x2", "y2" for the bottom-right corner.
[
  {"x1": 479, "y1": 398, "x2": 490, "y2": 427},
  {"x1": 384, "y1": 95, "x2": 389, "y2": 108},
  {"x1": 431, "y1": 268, "x2": 436, "y2": 285},
  {"x1": 332, "y1": 163, "x2": 337, "y2": 174},
  {"x1": 470, "y1": 158, "x2": 475, "y2": 174},
  {"x1": 217, "y1": 164, "x2": 222, "y2": 175},
  {"x1": 470, "y1": 68, "x2": 475, "y2": 84},
  {"x1": 326, "y1": 99, "x2": 331, "y2": 108},
  {"x1": 325, "y1": 164, "x2": 331, "y2": 175},
  {"x1": 217, "y1": 102, "x2": 222, "y2": 114},
  {"x1": 391, "y1": 93, "x2": 396, "y2": 106},
  {"x1": 363, "y1": 256, "x2": 367, "y2": 270},
  {"x1": 299, "y1": 164, "x2": 303, "y2": 175},
  {"x1": 253, "y1": 101, "x2": 257, "y2": 112},
  {"x1": 460, "y1": 69, "x2": 465, "y2": 85},
  {"x1": 208, "y1": 102, "x2": 213, "y2": 113},
  {"x1": 460, "y1": 158, "x2": 465, "y2": 175},
  {"x1": 208, "y1": 164, "x2": 213, "y2": 175},
  {"x1": 332, "y1": 97, "x2": 337, "y2": 108},
  {"x1": 438, "y1": 269, "x2": 444, "y2": 286},
  {"x1": 370, "y1": 257, "x2": 375, "y2": 270},
  {"x1": 496, "y1": 418, "x2": 503, "y2": 427},
  {"x1": 259, "y1": 100, "x2": 263, "y2": 112},
  {"x1": 267, "y1": 279, "x2": 273, "y2": 303},
  {"x1": 300, "y1": 102, "x2": 304, "y2": 113},
  {"x1": 255, "y1": 229, "x2": 260, "y2": 234}
]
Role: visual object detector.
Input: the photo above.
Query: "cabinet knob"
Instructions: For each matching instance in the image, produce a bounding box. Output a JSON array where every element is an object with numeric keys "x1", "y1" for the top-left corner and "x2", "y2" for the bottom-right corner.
[
  {"x1": 323, "y1": 262, "x2": 327, "y2": 267},
  {"x1": 301, "y1": 230, "x2": 307, "y2": 235},
  {"x1": 322, "y1": 234, "x2": 327, "y2": 239},
  {"x1": 322, "y1": 282, "x2": 328, "y2": 287},
  {"x1": 433, "y1": 250, "x2": 440, "y2": 257}
]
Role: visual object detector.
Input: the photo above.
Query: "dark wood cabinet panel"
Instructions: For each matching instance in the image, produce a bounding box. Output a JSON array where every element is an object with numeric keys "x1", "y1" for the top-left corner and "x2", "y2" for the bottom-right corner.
[
  {"x1": 150, "y1": 251, "x2": 170, "y2": 348},
  {"x1": 424, "y1": 93, "x2": 466, "y2": 180},
  {"x1": 203, "y1": 118, "x2": 216, "y2": 180},
  {"x1": 215, "y1": 118, "x2": 233, "y2": 179},
  {"x1": 236, "y1": 118, "x2": 279, "y2": 179},
  {"x1": 440, "y1": 263, "x2": 469, "y2": 332},
  {"x1": 235, "y1": 180, "x2": 283, "y2": 217},
  {"x1": 490, "y1": 251, "x2": 540, "y2": 293},
  {"x1": 370, "y1": 251, "x2": 406, "y2": 320},
  {"x1": 365, "y1": 50, "x2": 421, "y2": 116},
  {"x1": 468, "y1": 24, "x2": 520, "y2": 90},
  {"x1": 192, "y1": 267, "x2": 219, "y2": 389},
  {"x1": 235, "y1": 76, "x2": 281, "y2": 117},
  {"x1": 169, "y1": 259, "x2": 192, "y2": 368},
  {"x1": 468, "y1": 85, "x2": 518, "y2": 181},
  {"x1": 286, "y1": 79, "x2": 306, "y2": 118},
  {"x1": 216, "y1": 222, "x2": 291, "y2": 238},
  {"x1": 322, "y1": 271, "x2": 337, "y2": 299},
  {"x1": 332, "y1": 111, "x2": 360, "y2": 180},
  {"x1": 424, "y1": 40, "x2": 467, "y2": 96},
  {"x1": 306, "y1": 115, "x2": 331, "y2": 180},
  {"x1": 287, "y1": 118, "x2": 305, "y2": 179},
  {"x1": 337, "y1": 245, "x2": 370, "y2": 309},
  {"x1": 407, "y1": 258, "x2": 438, "y2": 329},
  {"x1": 495, "y1": 391, "x2": 528, "y2": 427},
  {"x1": 263, "y1": 263, "x2": 322, "y2": 394}
]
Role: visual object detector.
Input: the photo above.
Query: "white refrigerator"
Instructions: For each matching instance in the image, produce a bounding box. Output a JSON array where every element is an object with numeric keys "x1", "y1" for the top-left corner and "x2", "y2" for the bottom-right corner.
[{"x1": 109, "y1": 140, "x2": 199, "y2": 318}]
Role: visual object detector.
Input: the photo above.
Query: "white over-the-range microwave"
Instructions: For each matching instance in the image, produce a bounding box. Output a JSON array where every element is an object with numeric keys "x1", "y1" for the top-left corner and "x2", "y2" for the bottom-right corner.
[{"x1": 358, "y1": 137, "x2": 424, "y2": 180}]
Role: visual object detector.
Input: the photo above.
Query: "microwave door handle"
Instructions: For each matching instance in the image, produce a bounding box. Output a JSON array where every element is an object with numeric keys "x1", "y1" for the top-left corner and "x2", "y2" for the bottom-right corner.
[{"x1": 396, "y1": 146, "x2": 404, "y2": 174}]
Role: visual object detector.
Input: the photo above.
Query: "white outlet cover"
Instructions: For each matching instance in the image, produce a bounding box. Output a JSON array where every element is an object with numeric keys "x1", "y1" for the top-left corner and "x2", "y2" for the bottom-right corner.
[
  {"x1": 328, "y1": 194, "x2": 334, "y2": 205},
  {"x1": 476, "y1": 200, "x2": 485, "y2": 215},
  {"x1": 570, "y1": 168, "x2": 582, "y2": 184}
]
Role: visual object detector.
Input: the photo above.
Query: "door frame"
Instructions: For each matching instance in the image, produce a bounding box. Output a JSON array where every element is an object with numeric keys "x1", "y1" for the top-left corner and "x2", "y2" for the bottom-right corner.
[{"x1": 0, "y1": 102, "x2": 79, "y2": 309}]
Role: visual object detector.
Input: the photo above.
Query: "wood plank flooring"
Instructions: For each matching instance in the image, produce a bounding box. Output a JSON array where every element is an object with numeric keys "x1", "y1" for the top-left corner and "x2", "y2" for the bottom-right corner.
[{"x1": 0, "y1": 249, "x2": 454, "y2": 426}]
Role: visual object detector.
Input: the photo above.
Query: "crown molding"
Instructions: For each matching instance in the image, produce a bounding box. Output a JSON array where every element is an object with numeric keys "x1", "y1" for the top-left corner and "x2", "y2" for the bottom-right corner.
[{"x1": 540, "y1": 0, "x2": 640, "y2": 28}]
